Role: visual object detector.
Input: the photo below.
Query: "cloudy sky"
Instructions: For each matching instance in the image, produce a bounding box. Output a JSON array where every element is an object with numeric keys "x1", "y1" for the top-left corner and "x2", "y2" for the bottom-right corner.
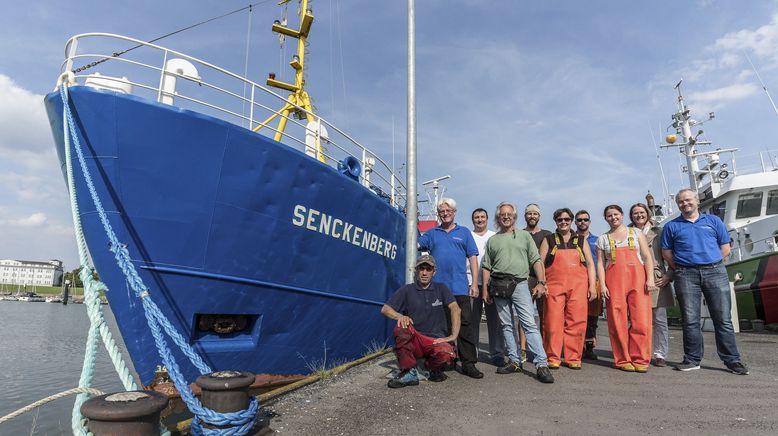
[{"x1": 2, "y1": 0, "x2": 778, "y2": 270}]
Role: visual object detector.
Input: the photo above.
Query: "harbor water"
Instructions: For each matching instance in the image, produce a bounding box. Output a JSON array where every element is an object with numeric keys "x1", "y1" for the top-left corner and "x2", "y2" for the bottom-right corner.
[{"x1": 0, "y1": 301, "x2": 129, "y2": 435}]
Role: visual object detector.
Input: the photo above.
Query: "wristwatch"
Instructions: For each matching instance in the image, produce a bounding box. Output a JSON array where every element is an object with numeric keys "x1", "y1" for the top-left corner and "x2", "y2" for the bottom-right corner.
[{"x1": 538, "y1": 280, "x2": 546, "y2": 286}]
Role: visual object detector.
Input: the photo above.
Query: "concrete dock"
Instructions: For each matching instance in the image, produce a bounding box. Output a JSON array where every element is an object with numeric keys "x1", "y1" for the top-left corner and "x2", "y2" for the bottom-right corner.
[{"x1": 265, "y1": 321, "x2": 778, "y2": 435}]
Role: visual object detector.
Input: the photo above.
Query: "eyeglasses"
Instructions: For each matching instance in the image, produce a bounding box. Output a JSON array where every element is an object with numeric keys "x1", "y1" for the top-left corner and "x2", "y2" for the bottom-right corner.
[
  {"x1": 438, "y1": 210, "x2": 454, "y2": 216},
  {"x1": 576, "y1": 218, "x2": 590, "y2": 222},
  {"x1": 555, "y1": 217, "x2": 572, "y2": 223}
]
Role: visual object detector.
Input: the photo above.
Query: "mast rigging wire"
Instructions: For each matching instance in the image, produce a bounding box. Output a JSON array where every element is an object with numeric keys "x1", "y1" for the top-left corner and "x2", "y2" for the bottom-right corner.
[
  {"x1": 242, "y1": 4, "x2": 254, "y2": 127},
  {"x1": 72, "y1": 1, "x2": 274, "y2": 73}
]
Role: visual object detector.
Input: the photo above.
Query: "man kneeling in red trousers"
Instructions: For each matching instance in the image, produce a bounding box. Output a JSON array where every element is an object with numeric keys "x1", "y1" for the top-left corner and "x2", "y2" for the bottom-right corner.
[{"x1": 381, "y1": 254, "x2": 460, "y2": 388}]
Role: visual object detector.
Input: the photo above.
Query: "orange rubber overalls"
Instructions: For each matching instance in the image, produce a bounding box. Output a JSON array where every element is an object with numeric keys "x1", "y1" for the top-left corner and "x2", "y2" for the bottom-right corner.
[
  {"x1": 604, "y1": 228, "x2": 652, "y2": 369},
  {"x1": 543, "y1": 234, "x2": 589, "y2": 366}
]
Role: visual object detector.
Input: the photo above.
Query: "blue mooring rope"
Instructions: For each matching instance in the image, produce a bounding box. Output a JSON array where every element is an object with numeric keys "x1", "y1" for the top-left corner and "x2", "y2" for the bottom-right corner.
[{"x1": 60, "y1": 85, "x2": 258, "y2": 435}]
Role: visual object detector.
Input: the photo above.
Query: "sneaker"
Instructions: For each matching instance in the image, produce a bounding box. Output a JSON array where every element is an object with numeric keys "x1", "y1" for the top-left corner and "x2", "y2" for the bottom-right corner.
[
  {"x1": 652, "y1": 357, "x2": 667, "y2": 367},
  {"x1": 428, "y1": 370, "x2": 448, "y2": 382},
  {"x1": 536, "y1": 366, "x2": 555, "y2": 383},
  {"x1": 725, "y1": 361, "x2": 750, "y2": 375},
  {"x1": 582, "y1": 342, "x2": 598, "y2": 361},
  {"x1": 496, "y1": 361, "x2": 522, "y2": 374},
  {"x1": 462, "y1": 364, "x2": 484, "y2": 379},
  {"x1": 388, "y1": 368, "x2": 419, "y2": 388},
  {"x1": 674, "y1": 361, "x2": 700, "y2": 372}
]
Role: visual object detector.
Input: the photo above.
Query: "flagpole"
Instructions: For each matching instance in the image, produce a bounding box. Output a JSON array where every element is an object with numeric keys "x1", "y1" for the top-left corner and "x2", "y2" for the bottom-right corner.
[{"x1": 405, "y1": 0, "x2": 417, "y2": 283}]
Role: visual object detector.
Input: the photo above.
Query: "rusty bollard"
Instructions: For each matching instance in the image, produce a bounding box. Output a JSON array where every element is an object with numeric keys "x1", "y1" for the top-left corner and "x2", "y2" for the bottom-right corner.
[
  {"x1": 80, "y1": 390, "x2": 169, "y2": 436},
  {"x1": 195, "y1": 370, "x2": 262, "y2": 433}
]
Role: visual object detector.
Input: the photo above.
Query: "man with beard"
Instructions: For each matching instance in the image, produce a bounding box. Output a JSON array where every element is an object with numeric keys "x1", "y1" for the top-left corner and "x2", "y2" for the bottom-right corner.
[
  {"x1": 575, "y1": 210, "x2": 602, "y2": 360},
  {"x1": 523, "y1": 204, "x2": 553, "y2": 354},
  {"x1": 418, "y1": 198, "x2": 483, "y2": 379}
]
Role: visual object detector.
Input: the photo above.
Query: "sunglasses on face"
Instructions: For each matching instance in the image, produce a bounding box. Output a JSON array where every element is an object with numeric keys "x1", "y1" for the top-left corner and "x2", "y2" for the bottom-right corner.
[
  {"x1": 417, "y1": 265, "x2": 434, "y2": 271},
  {"x1": 555, "y1": 217, "x2": 572, "y2": 223},
  {"x1": 576, "y1": 218, "x2": 590, "y2": 222}
]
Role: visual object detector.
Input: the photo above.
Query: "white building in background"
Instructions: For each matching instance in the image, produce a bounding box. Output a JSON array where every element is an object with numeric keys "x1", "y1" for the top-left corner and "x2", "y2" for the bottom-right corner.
[{"x1": 0, "y1": 259, "x2": 64, "y2": 287}]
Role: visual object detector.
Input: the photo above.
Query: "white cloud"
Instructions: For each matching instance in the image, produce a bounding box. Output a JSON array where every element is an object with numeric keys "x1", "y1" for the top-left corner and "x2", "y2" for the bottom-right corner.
[
  {"x1": 5, "y1": 212, "x2": 48, "y2": 227},
  {"x1": 688, "y1": 83, "x2": 760, "y2": 106},
  {"x1": 713, "y1": 14, "x2": 778, "y2": 62},
  {"x1": 0, "y1": 74, "x2": 51, "y2": 153}
]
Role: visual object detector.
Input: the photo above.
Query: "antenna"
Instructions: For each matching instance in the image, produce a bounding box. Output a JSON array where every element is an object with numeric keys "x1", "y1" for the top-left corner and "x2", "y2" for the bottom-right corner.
[
  {"x1": 743, "y1": 51, "x2": 778, "y2": 119},
  {"x1": 649, "y1": 121, "x2": 672, "y2": 215},
  {"x1": 422, "y1": 175, "x2": 451, "y2": 215}
]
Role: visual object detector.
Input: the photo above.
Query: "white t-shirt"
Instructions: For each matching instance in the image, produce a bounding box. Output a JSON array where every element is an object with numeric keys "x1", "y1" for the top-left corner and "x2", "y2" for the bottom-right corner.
[
  {"x1": 596, "y1": 227, "x2": 644, "y2": 268},
  {"x1": 467, "y1": 229, "x2": 496, "y2": 286}
]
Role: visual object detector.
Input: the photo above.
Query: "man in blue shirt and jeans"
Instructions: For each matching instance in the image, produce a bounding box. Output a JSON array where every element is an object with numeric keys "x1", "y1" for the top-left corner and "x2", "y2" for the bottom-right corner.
[
  {"x1": 661, "y1": 188, "x2": 749, "y2": 375},
  {"x1": 418, "y1": 198, "x2": 483, "y2": 379}
]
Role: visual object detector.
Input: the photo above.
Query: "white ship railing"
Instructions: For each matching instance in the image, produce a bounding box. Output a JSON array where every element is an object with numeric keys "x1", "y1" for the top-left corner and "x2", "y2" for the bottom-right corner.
[{"x1": 58, "y1": 33, "x2": 406, "y2": 209}]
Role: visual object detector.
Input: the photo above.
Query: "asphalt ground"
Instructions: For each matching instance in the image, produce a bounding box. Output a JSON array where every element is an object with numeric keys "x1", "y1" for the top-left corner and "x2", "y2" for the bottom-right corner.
[{"x1": 264, "y1": 320, "x2": 778, "y2": 435}]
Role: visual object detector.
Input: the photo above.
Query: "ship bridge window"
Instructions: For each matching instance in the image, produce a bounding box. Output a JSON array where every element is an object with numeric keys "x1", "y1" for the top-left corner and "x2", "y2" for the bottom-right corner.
[
  {"x1": 736, "y1": 192, "x2": 763, "y2": 219},
  {"x1": 711, "y1": 200, "x2": 726, "y2": 221},
  {"x1": 767, "y1": 190, "x2": 778, "y2": 215}
]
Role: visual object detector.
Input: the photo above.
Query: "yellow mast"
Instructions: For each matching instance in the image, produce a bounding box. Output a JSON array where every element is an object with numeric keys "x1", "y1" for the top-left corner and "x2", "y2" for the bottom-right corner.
[{"x1": 253, "y1": 0, "x2": 323, "y2": 161}]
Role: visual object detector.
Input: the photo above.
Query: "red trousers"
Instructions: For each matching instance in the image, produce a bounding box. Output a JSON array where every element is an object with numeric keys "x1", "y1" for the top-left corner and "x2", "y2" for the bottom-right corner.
[
  {"x1": 393, "y1": 325, "x2": 456, "y2": 371},
  {"x1": 605, "y1": 246, "x2": 652, "y2": 368},
  {"x1": 543, "y1": 249, "x2": 589, "y2": 365}
]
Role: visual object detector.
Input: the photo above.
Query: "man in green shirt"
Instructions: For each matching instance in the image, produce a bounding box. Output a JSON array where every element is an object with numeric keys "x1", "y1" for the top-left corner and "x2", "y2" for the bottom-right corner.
[{"x1": 482, "y1": 202, "x2": 554, "y2": 383}]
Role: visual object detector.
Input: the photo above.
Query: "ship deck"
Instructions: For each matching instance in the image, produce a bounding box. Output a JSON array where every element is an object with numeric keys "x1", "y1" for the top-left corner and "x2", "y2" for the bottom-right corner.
[{"x1": 263, "y1": 319, "x2": 778, "y2": 435}]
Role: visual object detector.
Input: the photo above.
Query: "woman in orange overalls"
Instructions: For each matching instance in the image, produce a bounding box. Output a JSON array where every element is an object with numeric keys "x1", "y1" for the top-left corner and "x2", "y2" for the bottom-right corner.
[
  {"x1": 539, "y1": 208, "x2": 597, "y2": 369},
  {"x1": 596, "y1": 205, "x2": 657, "y2": 373}
]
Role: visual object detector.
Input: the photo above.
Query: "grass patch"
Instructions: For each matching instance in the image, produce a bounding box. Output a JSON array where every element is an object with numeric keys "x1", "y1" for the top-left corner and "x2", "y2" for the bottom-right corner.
[
  {"x1": 297, "y1": 342, "x2": 348, "y2": 380},
  {"x1": 363, "y1": 338, "x2": 389, "y2": 355}
]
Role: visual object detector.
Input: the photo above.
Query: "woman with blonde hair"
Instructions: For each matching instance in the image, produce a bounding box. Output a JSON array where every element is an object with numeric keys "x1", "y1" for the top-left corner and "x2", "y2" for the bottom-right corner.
[
  {"x1": 596, "y1": 205, "x2": 657, "y2": 372},
  {"x1": 629, "y1": 202, "x2": 675, "y2": 367}
]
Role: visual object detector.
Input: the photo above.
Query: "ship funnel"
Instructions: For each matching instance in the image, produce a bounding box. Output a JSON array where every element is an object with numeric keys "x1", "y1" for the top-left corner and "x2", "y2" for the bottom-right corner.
[{"x1": 160, "y1": 58, "x2": 201, "y2": 105}]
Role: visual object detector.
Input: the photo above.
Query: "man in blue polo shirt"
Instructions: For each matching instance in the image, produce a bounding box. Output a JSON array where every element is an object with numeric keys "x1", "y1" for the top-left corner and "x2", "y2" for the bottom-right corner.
[
  {"x1": 418, "y1": 198, "x2": 482, "y2": 379},
  {"x1": 661, "y1": 188, "x2": 748, "y2": 375},
  {"x1": 381, "y1": 255, "x2": 460, "y2": 388}
]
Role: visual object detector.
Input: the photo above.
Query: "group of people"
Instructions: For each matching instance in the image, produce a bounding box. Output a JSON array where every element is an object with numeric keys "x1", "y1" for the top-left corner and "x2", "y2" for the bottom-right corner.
[{"x1": 381, "y1": 188, "x2": 749, "y2": 388}]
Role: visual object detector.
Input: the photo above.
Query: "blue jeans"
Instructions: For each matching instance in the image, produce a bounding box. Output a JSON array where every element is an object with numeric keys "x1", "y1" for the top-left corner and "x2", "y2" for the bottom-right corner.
[
  {"x1": 473, "y1": 296, "x2": 519, "y2": 364},
  {"x1": 674, "y1": 264, "x2": 741, "y2": 364},
  {"x1": 494, "y1": 281, "x2": 548, "y2": 367}
]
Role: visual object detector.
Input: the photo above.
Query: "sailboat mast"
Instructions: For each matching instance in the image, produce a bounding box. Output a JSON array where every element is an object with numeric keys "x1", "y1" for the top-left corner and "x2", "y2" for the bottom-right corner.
[{"x1": 405, "y1": 0, "x2": 418, "y2": 284}]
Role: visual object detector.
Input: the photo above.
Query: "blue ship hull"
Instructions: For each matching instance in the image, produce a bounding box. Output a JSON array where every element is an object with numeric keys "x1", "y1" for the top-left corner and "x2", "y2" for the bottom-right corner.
[{"x1": 44, "y1": 86, "x2": 405, "y2": 385}]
